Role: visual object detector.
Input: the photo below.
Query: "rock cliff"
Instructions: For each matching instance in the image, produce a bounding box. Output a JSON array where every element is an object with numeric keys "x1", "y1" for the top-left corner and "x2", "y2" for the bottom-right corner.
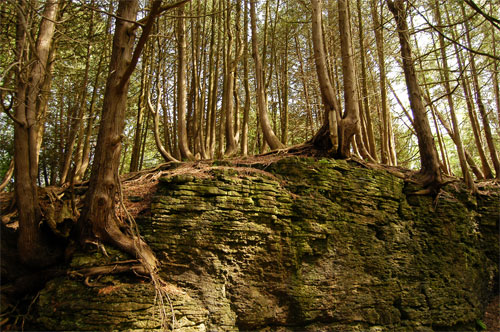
[{"x1": 34, "y1": 157, "x2": 498, "y2": 331}]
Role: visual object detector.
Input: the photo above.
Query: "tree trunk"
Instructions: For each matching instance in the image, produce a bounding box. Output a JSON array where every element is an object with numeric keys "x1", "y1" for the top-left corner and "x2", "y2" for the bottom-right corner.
[
  {"x1": 461, "y1": 2, "x2": 500, "y2": 179},
  {"x1": 387, "y1": 0, "x2": 442, "y2": 189},
  {"x1": 60, "y1": 17, "x2": 94, "y2": 184},
  {"x1": 129, "y1": 55, "x2": 149, "y2": 172},
  {"x1": 280, "y1": 30, "x2": 289, "y2": 146},
  {"x1": 295, "y1": 36, "x2": 314, "y2": 140},
  {"x1": 433, "y1": 0, "x2": 473, "y2": 188},
  {"x1": 14, "y1": 0, "x2": 61, "y2": 267},
  {"x1": 223, "y1": 0, "x2": 243, "y2": 156},
  {"x1": 450, "y1": 27, "x2": 493, "y2": 179},
  {"x1": 148, "y1": 91, "x2": 179, "y2": 163},
  {"x1": 492, "y1": 2, "x2": 500, "y2": 137},
  {"x1": 370, "y1": 0, "x2": 392, "y2": 164},
  {"x1": 250, "y1": 0, "x2": 284, "y2": 151},
  {"x1": 337, "y1": 0, "x2": 362, "y2": 158},
  {"x1": 446, "y1": 6, "x2": 494, "y2": 179},
  {"x1": 205, "y1": 0, "x2": 220, "y2": 159},
  {"x1": 177, "y1": 4, "x2": 194, "y2": 160},
  {"x1": 73, "y1": 54, "x2": 105, "y2": 183},
  {"x1": 78, "y1": 0, "x2": 164, "y2": 270},
  {"x1": 241, "y1": 0, "x2": 250, "y2": 156},
  {"x1": 310, "y1": 0, "x2": 340, "y2": 152},
  {"x1": 356, "y1": 0, "x2": 377, "y2": 160},
  {"x1": 73, "y1": 1, "x2": 113, "y2": 183},
  {"x1": 434, "y1": 108, "x2": 484, "y2": 180}
]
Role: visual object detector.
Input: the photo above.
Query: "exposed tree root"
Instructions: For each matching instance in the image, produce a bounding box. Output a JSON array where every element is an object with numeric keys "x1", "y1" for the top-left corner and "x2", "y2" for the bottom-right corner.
[{"x1": 69, "y1": 260, "x2": 148, "y2": 279}]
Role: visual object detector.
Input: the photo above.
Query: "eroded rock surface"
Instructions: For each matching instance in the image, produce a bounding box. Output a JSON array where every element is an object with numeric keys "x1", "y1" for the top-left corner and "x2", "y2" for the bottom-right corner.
[{"x1": 36, "y1": 157, "x2": 499, "y2": 331}]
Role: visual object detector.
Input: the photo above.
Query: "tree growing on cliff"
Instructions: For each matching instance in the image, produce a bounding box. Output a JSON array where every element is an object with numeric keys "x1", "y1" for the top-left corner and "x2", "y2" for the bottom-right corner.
[
  {"x1": 78, "y1": 0, "x2": 190, "y2": 271},
  {"x1": 310, "y1": 0, "x2": 373, "y2": 160},
  {"x1": 387, "y1": 0, "x2": 443, "y2": 190}
]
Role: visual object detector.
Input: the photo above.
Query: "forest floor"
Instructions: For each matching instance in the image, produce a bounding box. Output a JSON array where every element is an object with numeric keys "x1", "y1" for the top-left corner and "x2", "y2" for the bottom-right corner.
[{"x1": 484, "y1": 295, "x2": 499, "y2": 332}]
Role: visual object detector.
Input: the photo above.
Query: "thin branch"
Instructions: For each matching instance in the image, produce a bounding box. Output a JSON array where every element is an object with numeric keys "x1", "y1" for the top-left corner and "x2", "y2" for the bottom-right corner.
[
  {"x1": 463, "y1": 0, "x2": 500, "y2": 31},
  {"x1": 134, "y1": 0, "x2": 192, "y2": 27},
  {"x1": 0, "y1": 61, "x2": 20, "y2": 84},
  {"x1": 410, "y1": 2, "x2": 500, "y2": 61},
  {"x1": 0, "y1": 159, "x2": 14, "y2": 192},
  {"x1": 77, "y1": 2, "x2": 145, "y2": 27},
  {"x1": 3, "y1": 108, "x2": 26, "y2": 127}
]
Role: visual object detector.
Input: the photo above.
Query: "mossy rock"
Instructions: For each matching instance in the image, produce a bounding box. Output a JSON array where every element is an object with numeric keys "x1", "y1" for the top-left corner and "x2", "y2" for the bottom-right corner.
[{"x1": 35, "y1": 157, "x2": 499, "y2": 331}]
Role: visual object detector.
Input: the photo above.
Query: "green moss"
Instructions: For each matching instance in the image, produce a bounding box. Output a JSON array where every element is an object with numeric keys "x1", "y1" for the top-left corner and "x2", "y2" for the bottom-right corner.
[{"x1": 35, "y1": 157, "x2": 499, "y2": 331}]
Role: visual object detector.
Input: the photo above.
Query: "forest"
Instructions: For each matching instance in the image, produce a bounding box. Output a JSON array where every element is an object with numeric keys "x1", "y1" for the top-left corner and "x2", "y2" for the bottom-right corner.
[{"x1": 0, "y1": 0, "x2": 499, "y2": 330}]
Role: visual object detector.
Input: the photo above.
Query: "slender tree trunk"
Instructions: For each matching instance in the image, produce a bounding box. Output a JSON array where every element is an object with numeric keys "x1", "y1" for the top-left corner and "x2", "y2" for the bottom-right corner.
[
  {"x1": 250, "y1": 0, "x2": 284, "y2": 150},
  {"x1": 433, "y1": 0, "x2": 473, "y2": 187},
  {"x1": 454, "y1": 49, "x2": 493, "y2": 178},
  {"x1": 310, "y1": 0, "x2": 340, "y2": 152},
  {"x1": 280, "y1": 29, "x2": 289, "y2": 145},
  {"x1": 492, "y1": 3, "x2": 500, "y2": 137},
  {"x1": 139, "y1": 109, "x2": 151, "y2": 170},
  {"x1": 356, "y1": 0, "x2": 377, "y2": 160},
  {"x1": 205, "y1": 0, "x2": 219, "y2": 158},
  {"x1": 177, "y1": 4, "x2": 194, "y2": 160},
  {"x1": 370, "y1": 0, "x2": 391, "y2": 164},
  {"x1": 241, "y1": 0, "x2": 250, "y2": 156},
  {"x1": 148, "y1": 91, "x2": 179, "y2": 163},
  {"x1": 434, "y1": 109, "x2": 484, "y2": 180},
  {"x1": 461, "y1": 3, "x2": 500, "y2": 179},
  {"x1": 209, "y1": 1, "x2": 222, "y2": 158},
  {"x1": 223, "y1": 0, "x2": 240, "y2": 156},
  {"x1": 129, "y1": 55, "x2": 149, "y2": 172},
  {"x1": 35, "y1": 45, "x2": 57, "y2": 167},
  {"x1": 295, "y1": 36, "x2": 314, "y2": 140},
  {"x1": 14, "y1": 0, "x2": 61, "y2": 267},
  {"x1": 73, "y1": 52, "x2": 104, "y2": 183},
  {"x1": 408, "y1": 15, "x2": 451, "y2": 175},
  {"x1": 388, "y1": 0, "x2": 442, "y2": 188},
  {"x1": 74, "y1": 1, "x2": 114, "y2": 183},
  {"x1": 337, "y1": 0, "x2": 364, "y2": 158},
  {"x1": 60, "y1": 16, "x2": 94, "y2": 184}
]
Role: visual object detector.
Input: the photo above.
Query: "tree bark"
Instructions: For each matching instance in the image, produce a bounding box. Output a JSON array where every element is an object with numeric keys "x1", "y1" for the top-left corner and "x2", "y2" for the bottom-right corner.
[
  {"x1": 177, "y1": 4, "x2": 194, "y2": 160},
  {"x1": 60, "y1": 14, "x2": 94, "y2": 184},
  {"x1": 460, "y1": 2, "x2": 500, "y2": 179},
  {"x1": 310, "y1": 0, "x2": 340, "y2": 152},
  {"x1": 241, "y1": 0, "x2": 251, "y2": 156},
  {"x1": 434, "y1": 108, "x2": 484, "y2": 180},
  {"x1": 388, "y1": 0, "x2": 442, "y2": 188},
  {"x1": 295, "y1": 36, "x2": 314, "y2": 140},
  {"x1": 449, "y1": 21, "x2": 493, "y2": 179},
  {"x1": 78, "y1": 0, "x2": 164, "y2": 271},
  {"x1": 356, "y1": 0, "x2": 377, "y2": 160},
  {"x1": 370, "y1": 0, "x2": 392, "y2": 164},
  {"x1": 433, "y1": 0, "x2": 473, "y2": 187},
  {"x1": 148, "y1": 91, "x2": 179, "y2": 163},
  {"x1": 129, "y1": 55, "x2": 149, "y2": 172},
  {"x1": 250, "y1": 0, "x2": 284, "y2": 151},
  {"x1": 14, "y1": 0, "x2": 61, "y2": 267},
  {"x1": 337, "y1": 0, "x2": 363, "y2": 158}
]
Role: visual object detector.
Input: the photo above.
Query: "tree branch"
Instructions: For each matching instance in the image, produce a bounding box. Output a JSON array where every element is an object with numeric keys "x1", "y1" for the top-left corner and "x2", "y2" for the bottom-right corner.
[
  {"x1": 410, "y1": 2, "x2": 500, "y2": 61},
  {"x1": 463, "y1": 0, "x2": 500, "y2": 31}
]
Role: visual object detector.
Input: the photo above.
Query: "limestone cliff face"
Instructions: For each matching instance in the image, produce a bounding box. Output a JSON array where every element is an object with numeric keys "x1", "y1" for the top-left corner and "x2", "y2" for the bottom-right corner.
[{"x1": 37, "y1": 157, "x2": 499, "y2": 331}]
